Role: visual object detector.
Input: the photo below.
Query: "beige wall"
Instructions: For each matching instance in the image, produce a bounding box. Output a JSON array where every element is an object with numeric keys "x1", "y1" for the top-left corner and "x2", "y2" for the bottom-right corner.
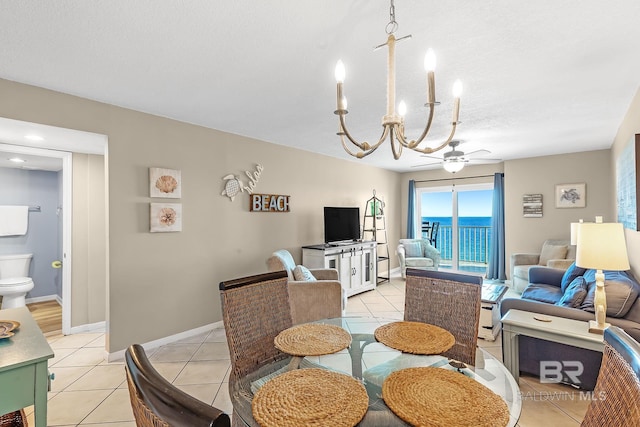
[
  {"x1": 504, "y1": 150, "x2": 612, "y2": 276},
  {"x1": 72, "y1": 153, "x2": 107, "y2": 325},
  {"x1": 612, "y1": 87, "x2": 640, "y2": 277},
  {"x1": 400, "y1": 151, "x2": 612, "y2": 279},
  {"x1": 0, "y1": 78, "x2": 401, "y2": 352}
]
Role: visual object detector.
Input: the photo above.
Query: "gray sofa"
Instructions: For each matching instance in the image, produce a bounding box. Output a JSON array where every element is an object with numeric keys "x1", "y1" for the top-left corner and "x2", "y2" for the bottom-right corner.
[{"x1": 500, "y1": 264, "x2": 640, "y2": 390}]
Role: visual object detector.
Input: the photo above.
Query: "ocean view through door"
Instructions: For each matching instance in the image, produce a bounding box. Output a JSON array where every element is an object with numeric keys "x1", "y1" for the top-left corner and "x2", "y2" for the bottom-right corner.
[{"x1": 418, "y1": 183, "x2": 493, "y2": 274}]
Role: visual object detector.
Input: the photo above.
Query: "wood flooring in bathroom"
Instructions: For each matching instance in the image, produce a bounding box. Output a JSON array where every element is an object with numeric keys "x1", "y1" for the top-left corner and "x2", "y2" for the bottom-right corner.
[{"x1": 26, "y1": 300, "x2": 62, "y2": 335}]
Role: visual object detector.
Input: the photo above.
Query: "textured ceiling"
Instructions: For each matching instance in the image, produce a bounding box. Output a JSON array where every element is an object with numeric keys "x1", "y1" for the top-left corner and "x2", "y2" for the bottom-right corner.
[{"x1": 1, "y1": 1, "x2": 640, "y2": 172}]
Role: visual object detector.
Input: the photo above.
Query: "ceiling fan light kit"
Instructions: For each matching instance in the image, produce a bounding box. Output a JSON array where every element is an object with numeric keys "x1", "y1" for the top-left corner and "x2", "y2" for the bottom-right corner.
[
  {"x1": 410, "y1": 140, "x2": 500, "y2": 172},
  {"x1": 443, "y1": 159, "x2": 466, "y2": 173},
  {"x1": 333, "y1": 0, "x2": 462, "y2": 160}
]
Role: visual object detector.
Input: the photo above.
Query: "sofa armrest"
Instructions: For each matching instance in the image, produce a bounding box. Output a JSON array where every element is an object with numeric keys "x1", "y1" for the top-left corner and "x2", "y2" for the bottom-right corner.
[
  {"x1": 397, "y1": 245, "x2": 406, "y2": 256},
  {"x1": 500, "y1": 297, "x2": 593, "y2": 321},
  {"x1": 529, "y1": 266, "x2": 564, "y2": 286},
  {"x1": 309, "y1": 268, "x2": 338, "y2": 281},
  {"x1": 288, "y1": 281, "x2": 343, "y2": 325},
  {"x1": 546, "y1": 259, "x2": 574, "y2": 270},
  {"x1": 396, "y1": 245, "x2": 406, "y2": 265},
  {"x1": 423, "y1": 244, "x2": 441, "y2": 268},
  {"x1": 511, "y1": 253, "x2": 541, "y2": 266}
]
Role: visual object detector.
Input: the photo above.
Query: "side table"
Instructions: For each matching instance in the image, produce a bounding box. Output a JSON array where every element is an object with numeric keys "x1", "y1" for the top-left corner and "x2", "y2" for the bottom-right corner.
[
  {"x1": 478, "y1": 283, "x2": 508, "y2": 341},
  {"x1": 0, "y1": 306, "x2": 54, "y2": 427},
  {"x1": 501, "y1": 309, "x2": 604, "y2": 384}
]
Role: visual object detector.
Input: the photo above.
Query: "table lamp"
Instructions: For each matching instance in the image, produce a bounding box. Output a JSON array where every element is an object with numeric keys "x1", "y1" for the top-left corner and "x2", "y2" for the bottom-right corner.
[
  {"x1": 575, "y1": 221, "x2": 630, "y2": 334},
  {"x1": 570, "y1": 219, "x2": 583, "y2": 245}
]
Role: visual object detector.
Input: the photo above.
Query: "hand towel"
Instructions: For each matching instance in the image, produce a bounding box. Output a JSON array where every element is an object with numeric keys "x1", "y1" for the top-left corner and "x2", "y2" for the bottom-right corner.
[{"x1": 0, "y1": 205, "x2": 29, "y2": 236}]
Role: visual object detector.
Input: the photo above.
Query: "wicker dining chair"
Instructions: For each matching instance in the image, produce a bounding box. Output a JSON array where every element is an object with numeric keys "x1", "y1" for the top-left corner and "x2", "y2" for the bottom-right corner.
[
  {"x1": 404, "y1": 268, "x2": 482, "y2": 366},
  {"x1": 219, "y1": 270, "x2": 293, "y2": 427},
  {"x1": 581, "y1": 326, "x2": 640, "y2": 426},
  {"x1": 124, "y1": 344, "x2": 230, "y2": 427},
  {"x1": 0, "y1": 410, "x2": 26, "y2": 427}
]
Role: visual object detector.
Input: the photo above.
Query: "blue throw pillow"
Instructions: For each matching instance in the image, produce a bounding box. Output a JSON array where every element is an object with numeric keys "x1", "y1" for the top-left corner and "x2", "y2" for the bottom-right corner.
[
  {"x1": 561, "y1": 262, "x2": 587, "y2": 294},
  {"x1": 580, "y1": 270, "x2": 639, "y2": 317},
  {"x1": 556, "y1": 276, "x2": 588, "y2": 308}
]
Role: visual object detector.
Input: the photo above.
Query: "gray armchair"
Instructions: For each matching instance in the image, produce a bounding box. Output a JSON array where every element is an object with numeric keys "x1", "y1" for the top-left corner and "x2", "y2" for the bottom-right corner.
[
  {"x1": 266, "y1": 249, "x2": 345, "y2": 323},
  {"x1": 397, "y1": 239, "x2": 440, "y2": 279},
  {"x1": 510, "y1": 239, "x2": 575, "y2": 293}
]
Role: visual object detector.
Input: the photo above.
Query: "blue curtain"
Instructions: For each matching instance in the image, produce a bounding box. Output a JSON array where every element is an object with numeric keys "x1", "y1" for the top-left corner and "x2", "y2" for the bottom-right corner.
[
  {"x1": 407, "y1": 180, "x2": 416, "y2": 238},
  {"x1": 487, "y1": 173, "x2": 506, "y2": 280}
]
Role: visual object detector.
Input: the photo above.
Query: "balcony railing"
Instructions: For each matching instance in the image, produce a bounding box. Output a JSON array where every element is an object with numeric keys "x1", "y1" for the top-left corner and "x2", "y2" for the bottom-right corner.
[{"x1": 422, "y1": 225, "x2": 491, "y2": 273}]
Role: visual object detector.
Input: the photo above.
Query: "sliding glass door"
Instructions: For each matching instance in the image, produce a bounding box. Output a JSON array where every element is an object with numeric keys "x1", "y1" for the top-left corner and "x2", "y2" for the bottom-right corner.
[{"x1": 417, "y1": 183, "x2": 493, "y2": 273}]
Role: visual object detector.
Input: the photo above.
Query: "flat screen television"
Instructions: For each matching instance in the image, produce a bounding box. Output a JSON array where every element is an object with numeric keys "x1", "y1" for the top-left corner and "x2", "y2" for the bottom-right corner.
[{"x1": 324, "y1": 207, "x2": 360, "y2": 244}]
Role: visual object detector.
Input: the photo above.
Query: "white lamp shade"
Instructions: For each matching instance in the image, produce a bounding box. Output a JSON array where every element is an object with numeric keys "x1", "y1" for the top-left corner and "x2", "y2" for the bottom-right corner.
[
  {"x1": 570, "y1": 222, "x2": 578, "y2": 245},
  {"x1": 570, "y1": 221, "x2": 582, "y2": 245},
  {"x1": 575, "y1": 222, "x2": 630, "y2": 271},
  {"x1": 443, "y1": 160, "x2": 465, "y2": 173}
]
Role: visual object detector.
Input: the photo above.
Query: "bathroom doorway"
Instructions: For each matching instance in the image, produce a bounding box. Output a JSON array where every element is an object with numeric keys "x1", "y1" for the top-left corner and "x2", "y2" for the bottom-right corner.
[{"x1": 0, "y1": 117, "x2": 108, "y2": 335}]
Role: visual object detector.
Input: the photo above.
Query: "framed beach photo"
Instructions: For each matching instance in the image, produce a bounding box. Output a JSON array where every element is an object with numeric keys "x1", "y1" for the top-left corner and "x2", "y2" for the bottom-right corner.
[{"x1": 555, "y1": 183, "x2": 586, "y2": 208}]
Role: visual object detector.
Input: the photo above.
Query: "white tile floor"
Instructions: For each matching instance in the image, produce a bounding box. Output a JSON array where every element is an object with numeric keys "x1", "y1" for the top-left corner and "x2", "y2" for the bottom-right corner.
[{"x1": 26, "y1": 275, "x2": 587, "y2": 426}]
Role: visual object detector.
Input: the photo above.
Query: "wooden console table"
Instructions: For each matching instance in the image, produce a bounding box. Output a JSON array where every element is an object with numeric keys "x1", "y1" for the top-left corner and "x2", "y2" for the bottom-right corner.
[
  {"x1": 501, "y1": 309, "x2": 604, "y2": 384},
  {"x1": 0, "y1": 306, "x2": 54, "y2": 427}
]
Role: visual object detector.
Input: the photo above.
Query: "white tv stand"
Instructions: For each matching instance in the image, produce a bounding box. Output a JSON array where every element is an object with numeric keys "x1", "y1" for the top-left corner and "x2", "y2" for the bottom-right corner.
[{"x1": 302, "y1": 241, "x2": 377, "y2": 297}]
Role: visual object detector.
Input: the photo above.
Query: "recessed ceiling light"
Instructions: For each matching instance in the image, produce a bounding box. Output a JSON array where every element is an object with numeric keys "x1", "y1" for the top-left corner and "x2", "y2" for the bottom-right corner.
[
  {"x1": 9, "y1": 157, "x2": 26, "y2": 163},
  {"x1": 25, "y1": 134, "x2": 44, "y2": 141}
]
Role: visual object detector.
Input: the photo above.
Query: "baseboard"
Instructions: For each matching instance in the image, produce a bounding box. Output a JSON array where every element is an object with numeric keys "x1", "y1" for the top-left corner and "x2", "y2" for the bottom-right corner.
[
  {"x1": 377, "y1": 267, "x2": 401, "y2": 278},
  {"x1": 25, "y1": 294, "x2": 60, "y2": 304},
  {"x1": 106, "y1": 320, "x2": 224, "y2": 363},
  {"x1": 70, "y1": 321, "x2": 106, "y2": 334}
]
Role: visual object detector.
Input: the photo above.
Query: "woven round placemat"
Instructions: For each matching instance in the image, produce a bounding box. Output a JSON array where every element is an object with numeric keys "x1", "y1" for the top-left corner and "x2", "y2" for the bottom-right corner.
[
  {"x1": 374, "y1": 321, "x2": 455, "y2": 354},
  {"x1": 274, "y1": 323, "x2": 352, "y2": 356},
  {"x1": 252, "y1": 368, "x2": 368, "y2": 427},
  {"x1": 382, "y1": 367, "x2": 510, "y2": 427}
]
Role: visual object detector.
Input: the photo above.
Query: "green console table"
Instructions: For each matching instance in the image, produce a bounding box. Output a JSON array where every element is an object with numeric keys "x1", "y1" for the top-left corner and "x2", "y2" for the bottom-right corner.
[{"x1": 0, "y1": 306, "x2": 54, "y2": 427}]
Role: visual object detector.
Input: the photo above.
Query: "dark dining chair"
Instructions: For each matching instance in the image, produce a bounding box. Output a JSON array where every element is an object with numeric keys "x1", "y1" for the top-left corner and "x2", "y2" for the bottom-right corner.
[
  {"x1": 421, "y1": 220, "x2": 431, "y2": 239},
  {"x1": 404, "y1": 268, "x2": 482, "y2": 366},
  {"x1": 219, "y1": 270, "x2": 293, "y2": 427},
  {"x1": 124, "y1": 344, "x2": 230, "y2": 427},
  {"x1": 429, "y1": 221, "x2": 440, "y2": 247},
  {"x1": 581, "y1": 326, "x2": 640, "y2": 426}
]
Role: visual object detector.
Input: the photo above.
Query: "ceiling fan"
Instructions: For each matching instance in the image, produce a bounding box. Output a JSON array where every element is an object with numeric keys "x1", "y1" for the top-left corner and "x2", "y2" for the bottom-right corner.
[{"x1": 412, "y1": 140, "x2": 501, "y2": 173}]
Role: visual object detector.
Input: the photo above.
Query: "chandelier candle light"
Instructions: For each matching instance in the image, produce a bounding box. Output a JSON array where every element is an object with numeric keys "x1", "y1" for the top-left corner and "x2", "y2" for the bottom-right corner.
[{"x1": 334, "y1": 0, "x2": 463, "y2": 160}]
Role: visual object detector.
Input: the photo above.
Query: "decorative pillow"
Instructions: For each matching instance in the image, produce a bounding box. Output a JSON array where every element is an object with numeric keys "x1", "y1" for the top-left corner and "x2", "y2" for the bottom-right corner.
[
  {"x1": 521, "y1": 284, "x2": 563, "y2": 304},
  {"x1": 403, "y1": 241, "x2": 423, "y2": 258},
  {"x1": 561, "y1": 262, "x2": 587, "y2": 293},
  {"x1": 539, "y1": 244, "x2": 568, "y2": 266},
  {"x1": 580, "y1": 270, "x2": 639, "y2": 317},
  {"x1": 556, "y1": 277, "x2": 588, "y2": 308},
  {"x1": 293, "y1": 265, "x2": 317, "y2": 281}
]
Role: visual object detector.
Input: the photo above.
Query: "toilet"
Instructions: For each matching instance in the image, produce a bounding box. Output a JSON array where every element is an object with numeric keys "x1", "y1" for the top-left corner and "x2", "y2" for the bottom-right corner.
[{"x1": 0, "y1": 254, "x2": 35, "y2": 309}]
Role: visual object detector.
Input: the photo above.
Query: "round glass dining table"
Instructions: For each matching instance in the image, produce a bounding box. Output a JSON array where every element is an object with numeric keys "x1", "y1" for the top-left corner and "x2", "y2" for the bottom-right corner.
[{"x1": 231, "y1": 316, "x2": 522, "y2": 427}]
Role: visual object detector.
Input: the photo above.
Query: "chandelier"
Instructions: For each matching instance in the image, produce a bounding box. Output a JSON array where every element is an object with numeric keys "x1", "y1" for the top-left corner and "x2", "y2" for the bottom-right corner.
[{"x1": 334, "y1": 0, "x2": 462, "y2": 160}]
